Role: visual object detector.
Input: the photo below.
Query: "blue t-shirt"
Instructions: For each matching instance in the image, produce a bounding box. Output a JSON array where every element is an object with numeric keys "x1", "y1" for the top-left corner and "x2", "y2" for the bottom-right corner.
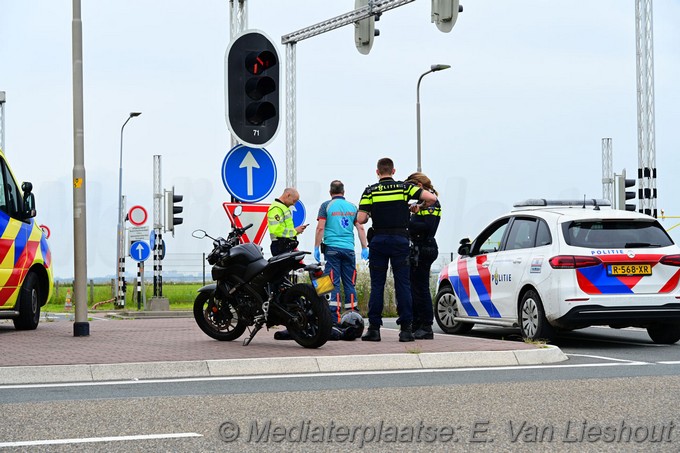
[{"x1": 317, "y1": 196, "x2": 358, "y2": 250}]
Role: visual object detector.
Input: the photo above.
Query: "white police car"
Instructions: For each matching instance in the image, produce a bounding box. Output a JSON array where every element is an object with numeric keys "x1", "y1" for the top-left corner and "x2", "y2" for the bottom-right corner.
[{"x1": 435, "y1": 199, "x2": 680, "y2": 344}]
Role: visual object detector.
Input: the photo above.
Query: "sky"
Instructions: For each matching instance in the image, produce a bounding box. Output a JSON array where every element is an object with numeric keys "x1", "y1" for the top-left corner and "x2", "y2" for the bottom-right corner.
[{"x1": 1, "y1": 0, "x2": 679, "y2": 280}]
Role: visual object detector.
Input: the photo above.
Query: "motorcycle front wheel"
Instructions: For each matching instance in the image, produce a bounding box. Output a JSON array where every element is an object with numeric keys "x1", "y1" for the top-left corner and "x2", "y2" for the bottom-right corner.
[
  {"x1": 284, "y1": 283, "x2": 332, "y2": 349},
  {"x1": 193, "y1": 290, "x2": 247, "y2": 341}
]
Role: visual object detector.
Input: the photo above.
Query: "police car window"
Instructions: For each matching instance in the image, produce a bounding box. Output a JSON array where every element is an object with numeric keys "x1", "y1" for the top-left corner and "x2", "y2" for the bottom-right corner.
[
  {"x1": 562, "y1": 220, "x2": 673, "y2": 248},
  {"x1": 505, "y1": 217, "x2": 537, "y2": 251},
  {"x1": 473, "y1": 218, "x2": 509, "y2": 255},
  {"x1": 536, "y1": 219, "x2": 552, "y2": 246}
]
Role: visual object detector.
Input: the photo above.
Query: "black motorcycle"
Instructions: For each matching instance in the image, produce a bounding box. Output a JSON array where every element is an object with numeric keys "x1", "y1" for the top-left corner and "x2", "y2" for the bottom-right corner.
[{"x1": 192, "y1": 214, "x2": 332, "y2": 348}]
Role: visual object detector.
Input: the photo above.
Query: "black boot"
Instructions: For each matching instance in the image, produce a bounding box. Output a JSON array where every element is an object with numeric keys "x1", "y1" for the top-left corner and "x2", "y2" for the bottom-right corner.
[
  {"x1": 399, "y1": 323, "x2": 415, "y2": 342},
  {"x1": 361, "y1": 326, "x2": 381, "y2": 342},
  {"x1": 413, "y1": 325, "x2": 434, "y2": 340}
]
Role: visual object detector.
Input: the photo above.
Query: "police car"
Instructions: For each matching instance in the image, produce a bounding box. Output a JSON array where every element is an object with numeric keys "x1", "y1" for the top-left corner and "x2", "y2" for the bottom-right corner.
[
  {"x1": 435, "y1": 199, "x2": 680, "y2": 344},
  {"x1": 0, "y1": 150, "x2": 53, "y2": 330}
]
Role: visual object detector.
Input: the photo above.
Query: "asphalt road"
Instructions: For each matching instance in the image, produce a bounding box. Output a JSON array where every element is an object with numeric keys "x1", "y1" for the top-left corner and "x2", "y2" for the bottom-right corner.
[{"x1": 1, "y1": 325, "x2": 679, "y2": 452}]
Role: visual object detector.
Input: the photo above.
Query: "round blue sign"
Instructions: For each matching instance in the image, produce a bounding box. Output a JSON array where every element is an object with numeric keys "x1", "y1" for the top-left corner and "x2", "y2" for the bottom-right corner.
[
  {"x1": 221, "y1": 145, "x2": 277, "y2": 203},
  {"x1": 291, "y1": 200, "x2": 306, "y2": 227},
  {"x1": 130, "y1": 240, "x2": 151, "y2": 262}
]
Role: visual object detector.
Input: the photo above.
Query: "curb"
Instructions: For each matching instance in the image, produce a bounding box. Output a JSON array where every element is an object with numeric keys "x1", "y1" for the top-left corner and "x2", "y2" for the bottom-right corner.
[{"x1": 0, "y1": 346, "x2": 567, "y2": 385}]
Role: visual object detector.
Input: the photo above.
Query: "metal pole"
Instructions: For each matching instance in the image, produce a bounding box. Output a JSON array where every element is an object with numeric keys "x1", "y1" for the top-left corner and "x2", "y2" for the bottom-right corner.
[
  {"x1": 72, "y1": 0, "x2": 89, "y2": 336},
  {"x1": 416, "y1": 64, "x2": 450, "y2": 173},
  {"x1": 116, "y1": 112, "x2": 141, "y2": 308}
]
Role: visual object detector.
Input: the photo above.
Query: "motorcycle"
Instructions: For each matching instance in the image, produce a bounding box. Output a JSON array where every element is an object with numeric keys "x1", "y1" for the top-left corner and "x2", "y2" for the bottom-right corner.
[{"x1": 192, "y1": 210, "x2": 333, "y2": 348}]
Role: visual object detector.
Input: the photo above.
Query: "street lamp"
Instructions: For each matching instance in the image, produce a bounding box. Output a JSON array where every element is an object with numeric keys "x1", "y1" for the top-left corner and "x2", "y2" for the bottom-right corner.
[
  {"x1": 416, "y1": 64, "x2": 450, "y2": 173},
  {"x1": 116, "y1": 111, "x2": 141, "y2": 308}
]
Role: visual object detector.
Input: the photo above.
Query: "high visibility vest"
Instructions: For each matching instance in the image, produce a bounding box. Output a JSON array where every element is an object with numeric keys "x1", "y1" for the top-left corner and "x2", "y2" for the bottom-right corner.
[{"x1": 267, "y1": 199, "x2": 297, "y2": 240}]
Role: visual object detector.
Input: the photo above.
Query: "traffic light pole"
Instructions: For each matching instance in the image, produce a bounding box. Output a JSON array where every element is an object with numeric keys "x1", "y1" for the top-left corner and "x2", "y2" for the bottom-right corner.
[{"x1": 280, "y1": 0, "x2": 416, "y2": 187}]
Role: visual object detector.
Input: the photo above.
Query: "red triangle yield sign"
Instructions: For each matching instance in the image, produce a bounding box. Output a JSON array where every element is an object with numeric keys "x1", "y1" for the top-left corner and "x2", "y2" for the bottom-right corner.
[{"x1": 223, "y1": 202, "x2": 270, "y2": 245}]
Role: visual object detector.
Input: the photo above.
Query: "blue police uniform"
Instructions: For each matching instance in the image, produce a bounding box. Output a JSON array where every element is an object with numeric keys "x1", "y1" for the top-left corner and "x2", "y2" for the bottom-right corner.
[{"x1": 358, "y1": 177, "x2": 422, "y2": 329}]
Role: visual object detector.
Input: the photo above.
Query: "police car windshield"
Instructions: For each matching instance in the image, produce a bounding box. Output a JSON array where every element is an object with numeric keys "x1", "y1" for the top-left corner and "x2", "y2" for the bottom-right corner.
[{"x1": 562, "y1": 220, "x2": 674, "y2": 249}]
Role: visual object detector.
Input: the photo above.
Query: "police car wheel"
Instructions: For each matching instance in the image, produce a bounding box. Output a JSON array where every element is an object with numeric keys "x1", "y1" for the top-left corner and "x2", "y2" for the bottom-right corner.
[
  {"x1": 519, "y1": 289, "x2": 554, "y2": 341},
  {"x1": 13, "y1": 272, "x2": 41, "y2": 331},
  {"x1": 434, "y1": 287, "x2": 474, "y2": 335},
  {"x1": 646, "y1": 323, "x2": 680, "y2": 344}
]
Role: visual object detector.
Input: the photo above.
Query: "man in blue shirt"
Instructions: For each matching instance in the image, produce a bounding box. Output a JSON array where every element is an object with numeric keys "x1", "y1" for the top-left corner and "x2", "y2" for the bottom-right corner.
[{"x1": 314, "y1": 180, "x2": 369, "y2": 325}]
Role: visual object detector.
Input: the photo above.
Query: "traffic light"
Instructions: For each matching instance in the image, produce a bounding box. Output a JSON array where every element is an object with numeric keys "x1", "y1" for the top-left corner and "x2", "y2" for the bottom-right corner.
[
  {"x1": 431, "y1": 0, "x2": 463, "y2": 33},
  {"x1": 226, "y1": 30, "x2": 280, "y2": 148},
  {"x1": 354, "y1": 0, "x2": 380, "y2": 55},
  {"x1": 616, "y1": 169, "x2": 636, "y2": 212},
  {"x1": 165, "y1": 187, "x2": 183, "y2": 235}
]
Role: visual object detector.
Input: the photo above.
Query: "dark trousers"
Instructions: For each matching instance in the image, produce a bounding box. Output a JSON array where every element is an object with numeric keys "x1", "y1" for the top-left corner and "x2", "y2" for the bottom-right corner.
[
  {"x1": 367, "y1": 234, "x2": 412, "y2": 327},
  {"x1": 410, "y1": 242, "x2": 438, "y2": 328}
]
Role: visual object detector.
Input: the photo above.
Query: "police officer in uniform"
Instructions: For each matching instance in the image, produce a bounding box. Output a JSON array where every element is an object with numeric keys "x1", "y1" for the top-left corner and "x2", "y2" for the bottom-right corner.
[
  {"x1": 405, "y1": 172, "x2": 441, "y2": 340},
  {"x1": 357, "y1": 158, "x2": 437, "y2": 342},
  {"x1": 267, "y1": 187, "x2": 308, "y2": 341}
]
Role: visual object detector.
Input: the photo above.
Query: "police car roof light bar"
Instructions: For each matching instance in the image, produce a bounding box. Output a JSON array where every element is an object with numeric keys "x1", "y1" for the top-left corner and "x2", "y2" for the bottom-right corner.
[{"x1": 513, "y1": 199, "x2": 612, "y2": 208}]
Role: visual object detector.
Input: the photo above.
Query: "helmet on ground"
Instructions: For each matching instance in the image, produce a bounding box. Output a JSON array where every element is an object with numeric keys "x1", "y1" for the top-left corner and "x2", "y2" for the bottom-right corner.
[{"x1": 340, "y1": 311, "x2": 365, "y2": 340}]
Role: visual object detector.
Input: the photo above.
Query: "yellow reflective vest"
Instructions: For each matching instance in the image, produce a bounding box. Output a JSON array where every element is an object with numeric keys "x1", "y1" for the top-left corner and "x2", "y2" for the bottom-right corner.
[{"x1": 267, "y1": 199, "x2": 297, "y2": 240}]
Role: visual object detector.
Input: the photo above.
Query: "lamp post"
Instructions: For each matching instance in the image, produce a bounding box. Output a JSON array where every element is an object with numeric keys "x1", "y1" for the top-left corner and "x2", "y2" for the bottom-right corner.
[
  {"x1": 116, "y1": 111, "x2": 141, "y2": 308},
  {"x1": 416, "y1": 64, "x2": 450, "y2": 173}
]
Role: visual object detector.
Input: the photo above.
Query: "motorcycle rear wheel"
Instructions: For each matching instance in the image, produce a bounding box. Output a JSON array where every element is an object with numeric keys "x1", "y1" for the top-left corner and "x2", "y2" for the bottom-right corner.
[
  {"x1": 193, "y1": 290, "x2": 246, "y2": 341},
  {"x1": 284, "y1": 283, "x2": 332, "y2": 348}
]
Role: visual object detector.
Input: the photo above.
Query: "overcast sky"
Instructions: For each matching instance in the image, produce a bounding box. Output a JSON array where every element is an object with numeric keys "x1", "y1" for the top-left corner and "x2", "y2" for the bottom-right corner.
[{"x1": 1, "y1": 0, "x2": 679, "y2": 279}]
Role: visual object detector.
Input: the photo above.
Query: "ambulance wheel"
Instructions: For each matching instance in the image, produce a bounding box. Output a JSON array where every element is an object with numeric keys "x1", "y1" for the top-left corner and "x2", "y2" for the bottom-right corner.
[
  {"x1": 14, "y1": 272, "x2": 41, "y2": 330},
  {"x1": 435, "y1": 287, "x2": 473, "y2": 335},
  {"x1": 519, "y1": 289, "x2": 554, "y2": 341},
  {"x1": 647, "y1": 323, "x2": 680, "y2": 344}
]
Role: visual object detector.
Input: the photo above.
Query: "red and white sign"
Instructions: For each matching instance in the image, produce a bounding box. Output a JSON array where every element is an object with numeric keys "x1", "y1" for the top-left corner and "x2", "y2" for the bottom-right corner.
[
  {"x1": 223, "y1": 202, "x2": 270, "y2": 245},
  {"x1": 128, "y1": 205, "x2": 148, "y2": 226}
]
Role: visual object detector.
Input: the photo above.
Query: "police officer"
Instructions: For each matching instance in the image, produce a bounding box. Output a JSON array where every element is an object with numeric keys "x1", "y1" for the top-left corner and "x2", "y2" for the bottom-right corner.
[
  {"x1": 267, "y1": 187, "x2": 308, "y2": 341},
  {"x1": 356, "y1": 158, "x2": 437, "y2": 342},
  {"x1": 267, "y1": 187, "x2": 308, "y2": 257},
  {"x1": 405, "y1": 172, "x2": 441, "y2": 340}
]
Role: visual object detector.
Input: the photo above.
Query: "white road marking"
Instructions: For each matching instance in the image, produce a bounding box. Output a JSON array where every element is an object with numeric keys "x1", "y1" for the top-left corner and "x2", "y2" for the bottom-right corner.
[
  {"x1": 0, "y1": 433, "x2": 202, "y2": 448},
  {"x1": 566, "y1": 353, "x2": 648, "y2": 363},
  {"x1": 657, "y1": 361, "x2": 680, "y2": 365}
]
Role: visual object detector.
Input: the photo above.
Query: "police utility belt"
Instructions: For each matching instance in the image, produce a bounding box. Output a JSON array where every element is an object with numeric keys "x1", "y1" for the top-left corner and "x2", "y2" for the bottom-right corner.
[{"x1": 368, "y1": 227, "x2": 409, "y2": 242}]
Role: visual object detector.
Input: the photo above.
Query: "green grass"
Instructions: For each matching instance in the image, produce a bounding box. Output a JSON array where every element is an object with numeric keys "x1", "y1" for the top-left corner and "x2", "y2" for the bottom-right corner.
[{"x1": 45, "y1": 266, "x2": 433, "y2": 315}]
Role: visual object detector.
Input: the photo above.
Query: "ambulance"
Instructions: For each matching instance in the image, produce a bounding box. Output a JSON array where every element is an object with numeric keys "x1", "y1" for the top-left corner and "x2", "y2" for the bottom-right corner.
[{"x1": 0, "y1": 149, "x2": 53, "y2": 329}]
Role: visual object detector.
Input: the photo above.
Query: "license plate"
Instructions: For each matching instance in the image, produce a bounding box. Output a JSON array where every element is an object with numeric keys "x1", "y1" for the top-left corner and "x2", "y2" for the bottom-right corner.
[
  {"x1": 607, "y1": 264, "x2": 652, "y2": 276},
  {"x1": 312, "y1": 275, "x2": 334, "y2": 295}
]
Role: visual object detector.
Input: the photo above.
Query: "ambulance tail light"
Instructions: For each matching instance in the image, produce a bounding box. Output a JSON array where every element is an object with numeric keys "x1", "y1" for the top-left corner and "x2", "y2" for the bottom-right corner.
[
  {"x1": 659, "y1": 255, "x2": 680, "y2": 267},
  {"x1": 549, "y1": 255, "x2": 602, "y2": 269}
]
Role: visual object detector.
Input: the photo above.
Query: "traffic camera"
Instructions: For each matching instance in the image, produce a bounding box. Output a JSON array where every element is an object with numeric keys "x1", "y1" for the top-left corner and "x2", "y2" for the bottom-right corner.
[{"x1": 431, "y1": 0, "x2": 463, "y2": 33}]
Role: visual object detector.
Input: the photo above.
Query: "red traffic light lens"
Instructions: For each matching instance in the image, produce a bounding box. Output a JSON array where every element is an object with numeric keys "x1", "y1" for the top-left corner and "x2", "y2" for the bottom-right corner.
[{"x1": 246, "y1": 51, "x2": 276, "y2": 75}]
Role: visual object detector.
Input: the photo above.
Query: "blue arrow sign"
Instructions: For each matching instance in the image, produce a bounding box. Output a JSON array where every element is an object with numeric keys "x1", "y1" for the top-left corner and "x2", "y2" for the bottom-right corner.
[
  {"x1": 221, "y1": 145, "x2": 277, "y2": 203},
  {"x1": 291, "y1": 200, "x2": 306, "y2": 227},
  {"x1": 130, "y1": 240, "x2": 151, "y2": 262}
]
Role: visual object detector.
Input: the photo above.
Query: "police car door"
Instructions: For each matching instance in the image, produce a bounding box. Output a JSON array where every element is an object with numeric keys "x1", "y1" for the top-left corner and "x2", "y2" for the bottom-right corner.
[
  {"x1": 456, "y1": 217, "x2": 510, "y2": 320},
  {"x1": 490, "y1": 216, "x2": 539, "y2": 319}
]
